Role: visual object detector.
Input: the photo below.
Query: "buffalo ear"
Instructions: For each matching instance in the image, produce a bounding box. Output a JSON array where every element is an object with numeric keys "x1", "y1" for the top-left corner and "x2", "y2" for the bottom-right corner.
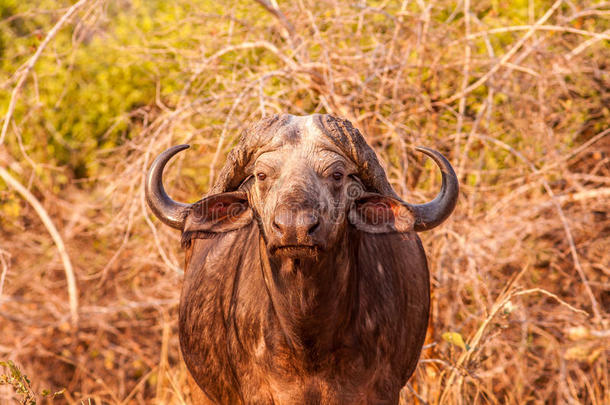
[
  {"x1": 348, "y1": 193, "x2": 415, "y2": 233},
  {"x1": 183, "y1": 191, "x2": 253, "y2": 237}
]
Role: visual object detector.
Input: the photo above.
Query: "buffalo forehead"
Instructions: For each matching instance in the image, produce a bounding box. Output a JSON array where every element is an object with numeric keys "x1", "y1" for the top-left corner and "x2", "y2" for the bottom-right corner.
[
  {"x1": 256, "y1": 147, "x2": 352, "y2": 175},
  {"x1": 253, "y1": 114, "x2": 355, "y2": 170}
]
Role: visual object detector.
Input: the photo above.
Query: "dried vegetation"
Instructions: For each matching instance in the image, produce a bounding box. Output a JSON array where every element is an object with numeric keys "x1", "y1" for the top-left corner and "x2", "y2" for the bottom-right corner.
[{"x1": 0, "y1": 0, "x2": 609, "y2": 403}]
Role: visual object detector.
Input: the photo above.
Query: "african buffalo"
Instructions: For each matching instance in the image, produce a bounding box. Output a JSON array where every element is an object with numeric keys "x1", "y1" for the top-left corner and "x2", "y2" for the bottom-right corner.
[{"x1": 145, "y1": 114, "x2": 458, "y2": 404}]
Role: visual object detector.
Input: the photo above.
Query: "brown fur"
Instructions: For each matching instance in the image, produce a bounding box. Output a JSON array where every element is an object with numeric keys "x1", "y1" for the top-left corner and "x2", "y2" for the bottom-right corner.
[
  {"x1": 145, "y1": 114, "x2": 456, "y2": 404},
  {"x1": 180, "y1": 223, "x2": 429, "y2": 404}
]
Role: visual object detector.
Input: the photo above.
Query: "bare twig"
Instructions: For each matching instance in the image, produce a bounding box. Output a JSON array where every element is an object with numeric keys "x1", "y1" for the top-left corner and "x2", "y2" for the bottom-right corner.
[
  {"x1": 0, "y1": 248, "x2": 9, "y2": 298},
  {"x1": 405, "y1": 382, "x2": 429, "y2": 405},
  {"x1": 253, "y1": 0, "x2": 300, "y2": 51},
  {"x1": 512, "y1": 288, "x2": 589, "y2": 317},
  {"x1": 459, "y1": 25, "x2": 610, "y2": 43},
  {"x1": 0, "y1": 167, "x2": 78, "y2": 326},
  {"x1": 437, "y1": 0, "x2": 563, "y2": 105},
  {"x1": 455, "y1": 0, "x2": 472, "y2": 174},
  {"x1": 208, "y1": 70, "x2": 288, "y2": 185},
  {"x1": 0, "y1": 0, "x2": 93, "y2": 327},
  {"x1": 567, "y1": 29, "x2": 610, "y2": 59},
  {"x1": 440, "y1": 265, "x2": 589, "y2": 402},
  {"x1": 0, "y1": 0, "x2": 92, "y2": 146},
  {"x1": 474, "y1": 133, "x2": 603, "y2": 323}
]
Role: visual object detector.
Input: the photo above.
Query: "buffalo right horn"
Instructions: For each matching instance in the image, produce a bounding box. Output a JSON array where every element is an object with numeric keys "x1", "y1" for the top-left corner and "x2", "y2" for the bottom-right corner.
[{"x1": 145, "y1": 144, "x2": 191, "y2": 230}]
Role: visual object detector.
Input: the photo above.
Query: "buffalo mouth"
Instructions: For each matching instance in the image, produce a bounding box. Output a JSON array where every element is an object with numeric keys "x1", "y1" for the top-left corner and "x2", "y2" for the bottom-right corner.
[{"x1": 271, "y1": 245, "x2": 321, "y2": 258}]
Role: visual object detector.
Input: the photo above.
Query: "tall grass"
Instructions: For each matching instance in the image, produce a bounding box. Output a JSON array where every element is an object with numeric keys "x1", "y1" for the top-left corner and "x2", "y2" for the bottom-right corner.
[{"x1": 1, "y1": 0, "x2": 608, "y2": 403}]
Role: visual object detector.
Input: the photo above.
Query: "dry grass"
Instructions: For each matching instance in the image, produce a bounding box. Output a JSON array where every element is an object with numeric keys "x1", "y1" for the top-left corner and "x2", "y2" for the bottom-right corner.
[{"x1": 1, "y1": 0, "x2": 609, "y2": 403}]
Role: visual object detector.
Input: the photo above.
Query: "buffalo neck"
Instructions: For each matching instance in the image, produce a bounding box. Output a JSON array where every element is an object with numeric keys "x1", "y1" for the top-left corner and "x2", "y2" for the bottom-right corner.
[{"x1": 258, "y1": 231, "x2": 360, "y2": 359}]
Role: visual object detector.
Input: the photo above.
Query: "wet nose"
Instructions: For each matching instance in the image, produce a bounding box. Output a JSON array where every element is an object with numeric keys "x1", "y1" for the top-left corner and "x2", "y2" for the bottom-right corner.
[{"x1": 272, "y1": 207, "x2": 320, "y2": 242}]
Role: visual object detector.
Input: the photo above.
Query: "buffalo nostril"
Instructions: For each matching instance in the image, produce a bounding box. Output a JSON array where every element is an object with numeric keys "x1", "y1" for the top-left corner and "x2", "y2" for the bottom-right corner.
[
  {"x1": 273, "y1": 220, "x2": 282, "y2": 232},
  {"x1": 307, "y1": 218, "x2": 320, "y2": 235}
]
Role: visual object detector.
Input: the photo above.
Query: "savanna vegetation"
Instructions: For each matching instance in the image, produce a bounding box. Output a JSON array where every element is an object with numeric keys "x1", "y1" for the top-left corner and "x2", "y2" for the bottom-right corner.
[{"x1": 0, "y1": 0, "x2": 608, "y2": 403}]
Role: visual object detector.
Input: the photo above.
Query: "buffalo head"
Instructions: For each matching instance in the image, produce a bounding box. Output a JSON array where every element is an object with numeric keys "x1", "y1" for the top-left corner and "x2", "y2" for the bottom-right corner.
[{"x1": 145, "y1": 114, "x2": 458, "y2": 259}]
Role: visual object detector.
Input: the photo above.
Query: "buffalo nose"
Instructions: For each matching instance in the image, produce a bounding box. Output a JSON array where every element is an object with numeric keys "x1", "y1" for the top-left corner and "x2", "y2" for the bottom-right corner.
[{"x1": 273, "y1": 208, "x2": 320, "y2": 241}]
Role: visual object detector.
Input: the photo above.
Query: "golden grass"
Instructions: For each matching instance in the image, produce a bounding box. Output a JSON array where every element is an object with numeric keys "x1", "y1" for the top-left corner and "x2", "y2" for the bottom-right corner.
[{"x1": 1, "y1": 0, "x2": 608, "y2": 403}]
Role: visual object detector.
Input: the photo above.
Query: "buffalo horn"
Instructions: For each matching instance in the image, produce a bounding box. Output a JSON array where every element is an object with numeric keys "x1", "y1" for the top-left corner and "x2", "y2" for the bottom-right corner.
[
  {"x1": 316, "y1": 115, "x2": 458, "y2": 231},
  {"x1": 145, "y1": 144, "x2": 191, "y2": 230},
  {"x1": 406, "y1": 147, "x2": 459, "y2": 232}
]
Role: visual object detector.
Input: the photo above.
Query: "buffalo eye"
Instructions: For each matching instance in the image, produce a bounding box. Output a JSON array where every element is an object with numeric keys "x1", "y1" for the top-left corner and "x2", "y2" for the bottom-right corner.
[
  {"x1": 257, "y1": 172, "x2": 267, "y2": 181},
  {"x1": 332, "y1": 171, "x2": 344, "y2": 181}
]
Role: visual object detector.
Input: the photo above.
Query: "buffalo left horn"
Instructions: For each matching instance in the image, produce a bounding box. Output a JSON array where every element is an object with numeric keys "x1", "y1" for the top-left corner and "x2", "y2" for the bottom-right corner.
[
  {"x1": 145, "y1": 144, "x2": 191, "y2": 230},
  {"x1": 406, "y1": 147, "x2": 459, "y2": 232},
  {"x1": 314, "y1": 115, "x2": 458, "y2": 232}
]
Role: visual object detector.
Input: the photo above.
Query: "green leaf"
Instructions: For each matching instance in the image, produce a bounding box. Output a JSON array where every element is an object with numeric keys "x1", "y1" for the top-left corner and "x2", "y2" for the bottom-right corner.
[{"x1": 442, "y1": 331, "x2": 469, "y2": 351}]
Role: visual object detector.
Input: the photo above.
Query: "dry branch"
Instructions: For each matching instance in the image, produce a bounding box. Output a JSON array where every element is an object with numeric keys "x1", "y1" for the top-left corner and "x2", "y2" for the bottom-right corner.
[
  {"x1": 0, "y1": 248, "x2": 9, "y2": 298},
  {"x1": 0, "y1": 0, "x2": 93, "y2": 146},
  {"x1": 0, "y1": 167, "x2": 78, "y2": 326},
  {"x1": 253, "y1": 0, "x2": 299, "y2": 49},
  {"x1": 473, "y1": 133, "x2": 604, "y2": 323},
  {"x1": 437, "y1": 0, "x2": 563, "y2": 105}
]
